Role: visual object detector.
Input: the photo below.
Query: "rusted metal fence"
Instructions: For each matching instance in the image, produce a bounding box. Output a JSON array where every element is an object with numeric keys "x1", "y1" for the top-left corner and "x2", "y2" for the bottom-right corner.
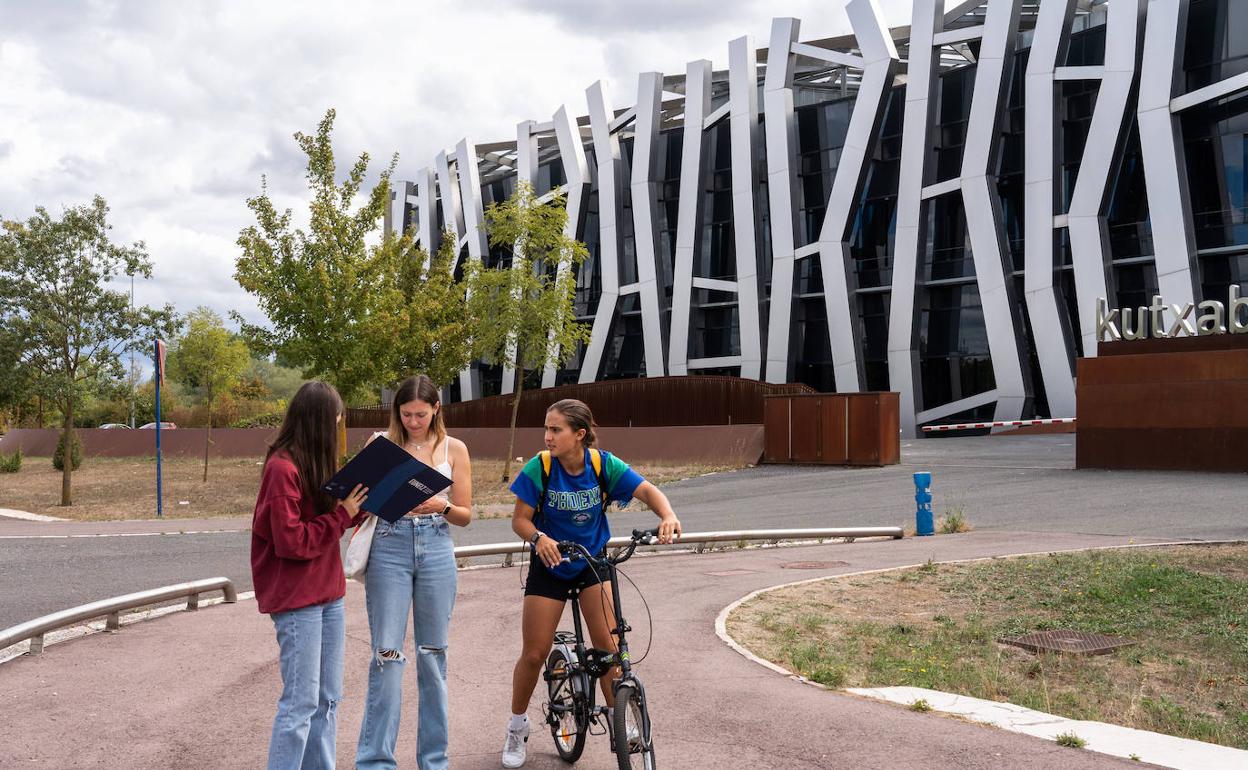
[
  {"x1": 763, "y1": 392, "x2": 900, "y2": 466},
  {"x1": 347, "y1": 376, "x2": 815, "y2": 429}
]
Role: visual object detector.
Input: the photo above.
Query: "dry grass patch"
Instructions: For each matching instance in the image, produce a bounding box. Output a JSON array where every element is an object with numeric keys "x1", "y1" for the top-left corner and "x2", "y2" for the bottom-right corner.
[
  {"x1": 728, "y1": 544, "x2": 1248, "y2": 749},
  {"x1": 0, "y1": 455, "x2": 744, "y2": 521}
]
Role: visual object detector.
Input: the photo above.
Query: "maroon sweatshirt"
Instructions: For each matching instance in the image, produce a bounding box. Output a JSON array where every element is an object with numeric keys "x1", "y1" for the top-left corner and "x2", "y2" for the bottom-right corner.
[{"x1": 250, "y1": 452, "x2": 359, "y2": 615}]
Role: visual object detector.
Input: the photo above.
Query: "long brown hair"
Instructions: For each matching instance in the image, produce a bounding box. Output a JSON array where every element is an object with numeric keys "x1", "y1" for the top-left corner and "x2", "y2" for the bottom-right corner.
[
  {"x1": 267, "y1": 381, "x2": 343, "y2": 514},
  {"x1": 547, "y1": 398, "x2": 597, "y2": 447},
  {"x1": 387, "y1": 375, "x2": 446, "y2": 448}
]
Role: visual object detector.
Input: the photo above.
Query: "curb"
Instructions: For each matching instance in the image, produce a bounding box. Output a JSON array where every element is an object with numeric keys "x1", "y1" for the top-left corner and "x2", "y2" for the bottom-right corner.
[{"x1": 714, "y1": 539, "x2": 1247, "y2": 770}]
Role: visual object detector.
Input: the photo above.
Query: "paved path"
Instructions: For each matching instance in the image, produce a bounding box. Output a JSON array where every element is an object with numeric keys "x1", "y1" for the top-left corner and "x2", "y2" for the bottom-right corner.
[
  {"x1": 2, "y1": 435, "x2": 1244, "y2": 630},
  {"x1": 0, "y1": 531, "x2": 1171, "y2": 769}
]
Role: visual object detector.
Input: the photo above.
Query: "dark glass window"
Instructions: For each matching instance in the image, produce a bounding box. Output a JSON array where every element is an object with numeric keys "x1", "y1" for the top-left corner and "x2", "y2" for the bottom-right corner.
[
  {"x1": 932, "y1": 64, "x2": 976, "y2": 183},
  {"x1": 918, "y1": 284, "x2": 995, "y2": 411},
  {"x1": 697, "y1": 121, "x2": 736, "y2": 279}
]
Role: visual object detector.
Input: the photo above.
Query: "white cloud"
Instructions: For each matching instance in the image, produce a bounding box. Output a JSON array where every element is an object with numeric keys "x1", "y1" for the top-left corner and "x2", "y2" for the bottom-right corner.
[{"x1": 0, "y1": 0, "x2": 915, "y2": 330}]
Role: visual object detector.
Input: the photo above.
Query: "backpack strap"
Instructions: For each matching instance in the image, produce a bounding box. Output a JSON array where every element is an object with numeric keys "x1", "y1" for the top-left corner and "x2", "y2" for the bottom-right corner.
[
  {"x1": 589, "y1": 448, "x2": 610, "y2": 511},
  {"x1": 538, "y1": 450, "x2": 552, "y2": 520}
]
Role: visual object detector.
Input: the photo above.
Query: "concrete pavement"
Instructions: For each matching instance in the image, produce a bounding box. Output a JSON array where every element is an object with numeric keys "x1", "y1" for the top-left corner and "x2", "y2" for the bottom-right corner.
[
  {"x1": 0, "y1": 530, "x2": 1173, "y2": 769},
  {"x1": 2, "y1": 435, "x2": 1244, "y2": 630}
]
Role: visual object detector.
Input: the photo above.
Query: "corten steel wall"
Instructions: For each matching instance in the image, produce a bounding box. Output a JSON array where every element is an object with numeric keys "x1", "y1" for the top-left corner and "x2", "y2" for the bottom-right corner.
[
  {"x1": 762, "y1": 393, "x2": 900, "y2": 466},
  {"x1": 0, "y1": 426, "x2": 762, "y2": 465},
  {"x1": 0, "y1": 428, "x2": 383, "y2": 459},
  {"x1": 1077, "y1": 335, "x2": 1248, "y2": 472},
  {"x1": 447, "y1": 426, "x2": 764, "y2": 464},
  {"x1": 348, "y1": 376, "x2": 814, "y2": 429}
]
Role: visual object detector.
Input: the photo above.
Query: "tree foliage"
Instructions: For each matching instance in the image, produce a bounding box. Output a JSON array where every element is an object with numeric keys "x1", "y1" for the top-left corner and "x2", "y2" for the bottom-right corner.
[
  {"x1": 465, "y1": 181, "x2": 591, "y2": 480},
  {"x1": 236, "y1": 108, "x2": 476, "y2": 404},
  {"x1": 235, "y1": 108, "x2": 400, "y2": 404},
  {"x1": 168, "y1": 307, "x2": 250, "y2": 481},
  {"x1": 0, "y1": 196, "x2": 178, "y2": 505},
  {"x1": 378, "y1": 228, "x2": 473, "y2": 390}
]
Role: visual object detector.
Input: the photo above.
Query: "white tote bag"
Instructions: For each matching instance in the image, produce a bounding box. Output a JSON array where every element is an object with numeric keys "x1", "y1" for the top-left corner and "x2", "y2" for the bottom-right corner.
[{"x1": 343, "y1": 514, "x2": 377, "y2": 581}]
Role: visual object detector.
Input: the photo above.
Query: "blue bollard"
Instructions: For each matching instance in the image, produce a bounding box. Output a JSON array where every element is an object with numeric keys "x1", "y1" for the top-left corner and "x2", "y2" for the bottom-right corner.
[{"x1": 914, "y1": 471, "x2": 934, "y2": 536}]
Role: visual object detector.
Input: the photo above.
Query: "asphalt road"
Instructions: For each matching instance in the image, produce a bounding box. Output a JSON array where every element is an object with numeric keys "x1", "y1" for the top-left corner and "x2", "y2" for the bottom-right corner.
[{"x1": 1, "y1": 435, "x2": 1243, "y2": 629}]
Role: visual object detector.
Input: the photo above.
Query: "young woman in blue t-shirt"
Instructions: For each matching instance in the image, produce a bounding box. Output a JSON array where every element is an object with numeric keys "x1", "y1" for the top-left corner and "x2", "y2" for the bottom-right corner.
[{"x1": 500, "y1": 398, "x2": 681, "y2": 768}]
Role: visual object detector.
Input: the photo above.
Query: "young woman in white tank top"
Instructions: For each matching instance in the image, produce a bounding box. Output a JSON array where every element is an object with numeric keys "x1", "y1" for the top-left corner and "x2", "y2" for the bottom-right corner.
[{"x1": 355, "y1": 375, "x2": 473, "y2": 770}]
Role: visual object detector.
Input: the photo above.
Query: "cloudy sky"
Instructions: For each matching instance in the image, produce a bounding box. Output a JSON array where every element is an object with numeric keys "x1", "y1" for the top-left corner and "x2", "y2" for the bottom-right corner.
[{"x1": 0, "y1": 0, "x2": 913, "y2": 329}]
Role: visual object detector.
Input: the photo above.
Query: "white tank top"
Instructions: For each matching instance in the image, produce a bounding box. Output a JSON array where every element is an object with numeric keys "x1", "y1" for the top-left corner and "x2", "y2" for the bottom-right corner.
[{"x1": 372, "y1": 432, "x2": 454, "y2": 496}]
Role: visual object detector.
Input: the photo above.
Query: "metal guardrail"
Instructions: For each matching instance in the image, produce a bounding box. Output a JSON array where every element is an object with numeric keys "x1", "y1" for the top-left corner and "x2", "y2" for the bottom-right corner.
[
  {"x1": 454, "y1": 527, "x2": 904, "y2": 567},
  {"x1": 0, "y1": 577, "x2": 237, "y2": 655}
]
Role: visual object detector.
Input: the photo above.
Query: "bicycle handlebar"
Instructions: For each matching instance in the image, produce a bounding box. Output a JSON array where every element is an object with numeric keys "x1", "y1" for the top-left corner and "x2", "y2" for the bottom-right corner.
[{"x1": 557, "y1": 528, "x2": 660, "y2": 566}]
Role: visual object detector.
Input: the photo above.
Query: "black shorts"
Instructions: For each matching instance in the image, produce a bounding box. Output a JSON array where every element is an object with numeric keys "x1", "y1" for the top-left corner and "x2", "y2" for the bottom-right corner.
[{"x1": 524, "y1": 555, "x2": 611, "y2": 601}]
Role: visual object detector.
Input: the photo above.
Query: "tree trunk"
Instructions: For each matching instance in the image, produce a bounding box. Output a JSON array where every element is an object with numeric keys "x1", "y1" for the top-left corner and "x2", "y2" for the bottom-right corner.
[
  {"x1": 203, "y1": 393, "x2": 212, "y2": 482},
  {"x1": 502, "y1": 363, "x2": 524, "y2": 483},
  {"x1": 60, "y1": 398, "x2": 74, "y2": 506}
]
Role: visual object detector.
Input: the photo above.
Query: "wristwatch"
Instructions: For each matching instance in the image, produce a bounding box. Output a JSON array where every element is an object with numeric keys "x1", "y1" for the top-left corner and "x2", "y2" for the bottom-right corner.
[
  {"x1": 529, "y1": 530, "x2": 544, "y2": 547},
  {"x1": 440, "y1": 502, "x2": 452, "y2": 517}
]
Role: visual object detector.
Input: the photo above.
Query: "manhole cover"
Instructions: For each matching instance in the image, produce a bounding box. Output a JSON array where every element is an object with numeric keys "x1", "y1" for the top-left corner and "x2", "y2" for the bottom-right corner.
[
  {"x1": 705, "y1": 569, "x2": 758, "y2": 577},
  {"x1": 998, "y1": 629, "x2": 1136, "y2": 656},
  {"x1": 780, "y1": 561, "x2": 849, "y2": 570}
]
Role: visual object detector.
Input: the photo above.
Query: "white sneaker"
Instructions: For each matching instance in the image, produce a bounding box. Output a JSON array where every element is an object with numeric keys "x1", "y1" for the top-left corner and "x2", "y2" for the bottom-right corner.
[{"x1": 502, "y1": 718, "x2": 529, "y2": 768}]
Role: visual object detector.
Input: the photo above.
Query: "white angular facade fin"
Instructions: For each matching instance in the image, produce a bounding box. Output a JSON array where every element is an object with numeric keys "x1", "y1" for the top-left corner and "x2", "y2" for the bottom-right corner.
[
  {"x1": 1066, "y1": 0, "x2": 1147, "y2": 366},
  {"x1": 668, "y1": 60, "x2": 712, "y2": 376},
  {"x1": 958, "y1": 0, "x2": 1028, "y2": 426},
  {"x1": 543, "y1": 105, "x2": 593, "y2": 387},
  {"x1": 887, "y1": 0, "x2": 942, "y2": 437},
  {"x1": 1136, "y1": 0, "x2": 1197, "y2": 309},
  {"x1": 579, "y1": 81, "x2": 624, "y2": 384},
  {"x1": 728, "y1": 36, "x2": 763, "y2": 379},
  {"x1": 762, "y1": 18, "x2": 802, "y2": 384},
  {"x1": 813, "y1": 0, "x2": 899, "y2": 394},
  {"x1": 629, "y1": 72, "x2": 669, "y2": 379}
]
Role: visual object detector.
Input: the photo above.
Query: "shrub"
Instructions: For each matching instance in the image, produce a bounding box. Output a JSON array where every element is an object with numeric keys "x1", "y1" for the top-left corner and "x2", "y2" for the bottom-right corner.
[
  {"x1": 231, "y1": 411, "x2": 284, "y2": 428},
  {"x1": 52, "y1": 431, "x2": 83, "y2": 471},
  {"x1": 0, "y1": 447, "x2": 21, "y2": 473}
]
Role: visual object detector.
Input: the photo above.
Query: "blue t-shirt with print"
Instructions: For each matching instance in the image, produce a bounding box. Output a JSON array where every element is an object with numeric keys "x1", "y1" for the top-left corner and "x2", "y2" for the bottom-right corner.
[{"x1": 510, "y1": 448, "x2": 644, "y2": 580}]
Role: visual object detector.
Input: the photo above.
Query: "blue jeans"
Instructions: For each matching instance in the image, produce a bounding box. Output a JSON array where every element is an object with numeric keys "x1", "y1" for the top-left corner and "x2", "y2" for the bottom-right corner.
[
  {"x1": 267, "y1": 597, "x2": 345, "y2": 770},
  {"x1": 356, "y1": 515, "x2": 458, "y2": 770}
]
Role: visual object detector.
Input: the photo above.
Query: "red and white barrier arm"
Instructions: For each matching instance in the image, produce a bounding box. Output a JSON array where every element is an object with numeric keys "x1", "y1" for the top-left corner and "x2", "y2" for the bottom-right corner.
[{"x1": 921, "y1": 417, "x2": 1077, "y2": 433}]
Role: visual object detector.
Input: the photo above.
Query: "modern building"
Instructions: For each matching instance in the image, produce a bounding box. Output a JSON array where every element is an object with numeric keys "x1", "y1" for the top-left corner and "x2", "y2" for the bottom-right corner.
[{"x1": 385, "y1": 0, "x2": 1248, "y2": 436}]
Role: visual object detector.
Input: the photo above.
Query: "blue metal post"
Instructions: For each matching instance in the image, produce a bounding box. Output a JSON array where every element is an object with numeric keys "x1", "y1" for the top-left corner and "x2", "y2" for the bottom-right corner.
[
  {"x1": 154, "y1": 340, "x2": 163, "y2": 519},
  {"x1": 914, "y1": 471, "x2": 933, "y2": 536}
]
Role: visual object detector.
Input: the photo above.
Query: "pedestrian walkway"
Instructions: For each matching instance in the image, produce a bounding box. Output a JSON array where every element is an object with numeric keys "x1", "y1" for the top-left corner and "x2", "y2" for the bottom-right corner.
[{"x1": 0, "y1": 530, "x2": 1182, "y2": 768}]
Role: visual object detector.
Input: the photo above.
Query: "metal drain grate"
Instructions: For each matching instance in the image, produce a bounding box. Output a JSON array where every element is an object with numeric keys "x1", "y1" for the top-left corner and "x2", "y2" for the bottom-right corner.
[
  {"x1": 998, "y1": 629, "x2": 1136, "y2": 656},
  {"x1": 780, "y1": 561, "x2": 850, "y2": 570}
]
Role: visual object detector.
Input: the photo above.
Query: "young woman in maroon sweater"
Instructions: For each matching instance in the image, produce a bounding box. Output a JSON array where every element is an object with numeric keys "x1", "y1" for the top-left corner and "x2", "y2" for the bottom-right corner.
[{"x1": 251, "y1": 380, "x2": 368, "y2": 770}]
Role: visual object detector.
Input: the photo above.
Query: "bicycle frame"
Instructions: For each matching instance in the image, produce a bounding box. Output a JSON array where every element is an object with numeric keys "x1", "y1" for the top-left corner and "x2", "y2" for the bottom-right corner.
[{"x1": 556, "y1": 536, "x2": 653, "y2": 749}]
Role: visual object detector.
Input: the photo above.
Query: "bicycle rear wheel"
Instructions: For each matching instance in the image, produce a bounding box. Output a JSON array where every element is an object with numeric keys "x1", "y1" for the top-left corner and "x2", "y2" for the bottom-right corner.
[
  {"x1": 613, "y1": 681, "x2": 656, "y2": 769},
  {"x1": 545, "y1": 647, "x2": 588, "y2": 762}
]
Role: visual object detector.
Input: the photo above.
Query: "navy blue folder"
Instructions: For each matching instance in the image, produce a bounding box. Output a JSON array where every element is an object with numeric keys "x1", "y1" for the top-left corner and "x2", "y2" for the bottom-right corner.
[{"x1": 321, "y1": 436, "x2": 452, "y2": 524}]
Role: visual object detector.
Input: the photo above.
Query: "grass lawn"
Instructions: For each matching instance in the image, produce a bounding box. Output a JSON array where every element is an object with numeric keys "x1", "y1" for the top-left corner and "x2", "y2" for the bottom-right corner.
[
  {"x1": 728, "y1": 544, "x2": 1248, "y2": 749},
  {"x1": 0, "y1": 455, "x2": 741, "y2": 521}
]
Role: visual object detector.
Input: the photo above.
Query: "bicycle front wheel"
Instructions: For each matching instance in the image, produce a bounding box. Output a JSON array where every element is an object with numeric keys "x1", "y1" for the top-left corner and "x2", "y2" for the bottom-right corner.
[
  {"x1": 613, "y1": 681, "x2": 656, "y2": 770},
  {"x1": 545, "y1": 647, "x2": 588, "y2": 762}
]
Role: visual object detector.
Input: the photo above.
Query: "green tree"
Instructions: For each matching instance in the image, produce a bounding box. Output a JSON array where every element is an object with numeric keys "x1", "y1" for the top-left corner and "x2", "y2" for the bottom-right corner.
[
  {"x1": 0, "y1": 321, "x2": 34, "y2": 431},
  {"x1": 0, "y1": 196, "x2": 177, "y2": 505},
  {"x1": 167, "y1": 307, "x2": 250, "y2": 481},
  {"x1": 378, "y1": 228, "x2": 473, "y2": 390},
  {"x1": 465, "y1": 182, "x2": 590, "y2": 482},
  {"x1": 234, "y1": 108, "x2": 400, "y2": 405}
]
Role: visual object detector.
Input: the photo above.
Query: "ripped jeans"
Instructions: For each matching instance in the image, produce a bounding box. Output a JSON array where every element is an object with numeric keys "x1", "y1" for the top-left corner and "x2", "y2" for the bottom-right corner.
[
  {"x1": 356, "y1": 515, "x2": 457, "y2": 770},
  {"x1": 268, "y1": 597, "x2": 344, "y2": 770}
]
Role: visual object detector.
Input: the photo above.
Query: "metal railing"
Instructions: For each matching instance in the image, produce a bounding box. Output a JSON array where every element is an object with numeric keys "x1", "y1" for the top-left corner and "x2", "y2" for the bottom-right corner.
[
  {"x1": 454, "y1": 527, "x2": 904, "y2": 567},
  {"x1": 0, "y1": 577, "x2": 237, "y2": 655}
]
